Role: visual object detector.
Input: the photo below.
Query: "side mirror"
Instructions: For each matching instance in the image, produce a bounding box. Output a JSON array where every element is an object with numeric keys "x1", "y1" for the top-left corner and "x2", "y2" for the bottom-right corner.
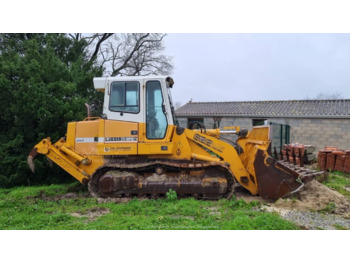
[{"x1": 166, "y1": 77, "x2": 174, "y2": 88}]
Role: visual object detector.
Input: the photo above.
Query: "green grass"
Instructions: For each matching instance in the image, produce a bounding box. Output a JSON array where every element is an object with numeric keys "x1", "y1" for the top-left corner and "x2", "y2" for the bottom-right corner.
[
  {"x1": 319, "y1": 202, "x2": 336, "y2": 213},
  {"x1": 0, "y1": 183, "x2": 299, "y2": 230},
  {"x1": 333, "y1": 224, "x2": 348, "y2": 230},
  {"x1": 322, "y1": 171, "x2": 350, "y2": 200}
]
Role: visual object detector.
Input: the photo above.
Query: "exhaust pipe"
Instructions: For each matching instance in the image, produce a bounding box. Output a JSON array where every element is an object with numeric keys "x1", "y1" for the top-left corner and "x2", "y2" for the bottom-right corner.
[{"x1": 27, "y1": 147, "x2": 38, "y2": 173}]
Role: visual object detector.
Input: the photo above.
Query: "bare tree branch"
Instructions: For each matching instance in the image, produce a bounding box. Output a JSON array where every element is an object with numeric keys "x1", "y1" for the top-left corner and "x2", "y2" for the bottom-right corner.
[
  {"x1": 73, "y1": 33, "x2": 173, "y2": 76},
  {"x1": 68, "y1": 33, "x2": 81, "y2": 41},
  {"x1": 110, "y1": 33, "x2": 150, "y2": 76},
  {"x1": 88, "y1": 33, "x2": 113, "y2": 64},
  {"x1": 305, "y1": 92, "x2": 343, "y2": 100}
]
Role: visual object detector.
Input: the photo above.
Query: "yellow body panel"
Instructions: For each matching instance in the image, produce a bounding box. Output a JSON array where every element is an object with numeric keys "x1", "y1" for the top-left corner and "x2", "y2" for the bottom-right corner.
[
  {"x1": 138, "y1": 123, "x2": 175, "y2": 143},
  {"x1": 138, "y1": 142, "x2": 174, "y2": 155},
  {"x1": 98, "y1": 143, "x2": 137, "y2": 155},
  {"x1": 68, "y1": 119, "x2": 140, "y2": 155},
  {"x1": 75, "y1": 120, "x2": 100, "y2": 154},
  {"x1": 66, "y1": 122, "x2": 76, "y2": 148},
  {"x1": 104, "y1": 120, "x2": 138, "y2": 140}
]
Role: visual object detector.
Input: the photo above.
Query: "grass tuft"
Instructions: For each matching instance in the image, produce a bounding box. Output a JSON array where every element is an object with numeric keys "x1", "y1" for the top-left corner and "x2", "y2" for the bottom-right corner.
[{"x1": 322, "y1": 171, "x2": 350, "y2": 200}]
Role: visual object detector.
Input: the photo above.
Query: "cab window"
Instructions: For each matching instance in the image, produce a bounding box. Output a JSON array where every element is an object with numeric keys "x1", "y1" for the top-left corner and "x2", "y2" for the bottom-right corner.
[{"x1": 109, "y1": 81, "x2": 139, "y2": 113}]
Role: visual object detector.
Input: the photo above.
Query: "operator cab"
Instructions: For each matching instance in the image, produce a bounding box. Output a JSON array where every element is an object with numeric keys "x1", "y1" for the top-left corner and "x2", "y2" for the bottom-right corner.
[{"x1": 93, "y1": 76, "x2": 177, "y2": 140}]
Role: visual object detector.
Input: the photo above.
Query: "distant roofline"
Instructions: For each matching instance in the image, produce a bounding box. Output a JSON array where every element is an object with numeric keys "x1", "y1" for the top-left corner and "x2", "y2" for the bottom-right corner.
[
  {"x1": 175, "y1": 99, "x2": 350, "y2": 119},
  {"x1": 175, "y1": 113, "x2": 350, "y2": 119},
  {"x1": 185, "y1": 99, "x2": 350, "y2": 104}
]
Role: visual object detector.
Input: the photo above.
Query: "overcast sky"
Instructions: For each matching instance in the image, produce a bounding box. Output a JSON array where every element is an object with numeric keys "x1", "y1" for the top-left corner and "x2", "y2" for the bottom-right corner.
[{"x1": 164, "y1": 34, "x2": 350, "y2": 106}]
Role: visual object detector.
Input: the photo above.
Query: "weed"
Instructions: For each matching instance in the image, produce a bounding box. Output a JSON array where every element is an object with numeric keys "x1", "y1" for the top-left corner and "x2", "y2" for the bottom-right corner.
[
  {"x1": 322, "y1": 171, "x2": 350, "y2": 200},
  {"x1": 166, "y1": 189, "x2": 177, "y2": 201},
  {"x1": 333, "y1": 224, "x2": 348, "y2": 230},
  {"x1": 320, "y1": 202, "x2": 336, "y2": 213}
]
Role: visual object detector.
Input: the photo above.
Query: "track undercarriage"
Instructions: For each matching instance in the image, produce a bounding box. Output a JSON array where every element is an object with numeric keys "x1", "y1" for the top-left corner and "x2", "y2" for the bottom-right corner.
[
  {"x1": 88, "y1": 155, "x2": 323, "y2": 200},
  {"x1": 88, "y1": 159, "x2": 235, "y2": 200}
]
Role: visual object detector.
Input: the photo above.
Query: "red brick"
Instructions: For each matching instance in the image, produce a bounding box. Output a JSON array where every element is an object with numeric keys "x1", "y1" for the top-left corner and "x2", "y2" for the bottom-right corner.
[
  {"x1": 317, "y1": 152, "x2": 327, "y2": 171},
  {"x1": 325, "y1": 146, "x2": 338, "y2": 151},
  {"x1": 332, "y1": 150, "x2": 345, "y2": 155},
  {"x1": 289, "y1": 155, "x2": 294, "y2": 164},
  {"x1": 320, "y1": 150, "x2": 333, "y2": 153},
  {"x1": 326, "y1": 153, "x2": 336, "y2": 171},
  {"x1": 334, "y1": 152, "x2": 345, "y2": 172},
  {"x1": 343, "y1": 155, "x2": 350, "y2": 173}
]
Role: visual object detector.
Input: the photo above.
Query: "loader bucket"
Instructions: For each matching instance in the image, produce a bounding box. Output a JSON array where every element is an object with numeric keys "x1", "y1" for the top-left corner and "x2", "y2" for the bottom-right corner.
[{"x1": 254, "y1": 149, "x2": 322, "y2": 199}]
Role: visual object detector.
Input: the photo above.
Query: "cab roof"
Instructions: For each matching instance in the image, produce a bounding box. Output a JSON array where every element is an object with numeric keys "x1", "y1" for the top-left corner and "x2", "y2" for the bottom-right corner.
[{"x1": 93, "y1": 76, "x2": 168, "y2": 91}]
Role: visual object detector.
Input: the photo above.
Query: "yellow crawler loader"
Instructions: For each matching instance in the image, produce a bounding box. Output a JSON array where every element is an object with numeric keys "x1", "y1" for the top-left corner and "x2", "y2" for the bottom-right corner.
[{"x1": 28, "y1": 76, "x2": 321, "y2": 199}]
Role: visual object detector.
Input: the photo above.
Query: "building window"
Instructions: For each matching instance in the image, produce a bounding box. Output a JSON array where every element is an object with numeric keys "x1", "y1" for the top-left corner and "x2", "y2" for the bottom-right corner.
[
  {"x1": 252, "y1": 119, "x2": 267, "y2": 126},
  {"x1": 188, "y1": 118, "x2": 204, "y2": 129}
]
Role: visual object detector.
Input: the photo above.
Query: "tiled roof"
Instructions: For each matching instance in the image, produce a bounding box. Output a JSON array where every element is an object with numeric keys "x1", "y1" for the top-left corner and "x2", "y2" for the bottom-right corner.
[{"x1": 175, "y1": 100, "x2": 350, "y2": 118}]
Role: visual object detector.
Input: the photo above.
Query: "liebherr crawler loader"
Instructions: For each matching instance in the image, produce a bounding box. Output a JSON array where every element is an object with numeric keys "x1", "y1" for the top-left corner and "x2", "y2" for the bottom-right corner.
[{"x1": 28, "y1": 76, "x2": 321, "y2": 199}]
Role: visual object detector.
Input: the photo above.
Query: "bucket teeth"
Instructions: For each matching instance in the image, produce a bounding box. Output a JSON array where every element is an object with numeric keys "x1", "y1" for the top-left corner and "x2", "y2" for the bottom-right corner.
[{"x1": 276, "y1": 160, "x2": 323, "y2": 183}]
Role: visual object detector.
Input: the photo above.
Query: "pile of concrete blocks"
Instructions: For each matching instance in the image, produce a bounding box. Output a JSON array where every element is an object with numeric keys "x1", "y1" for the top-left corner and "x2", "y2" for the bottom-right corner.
[
  {"x1": 275, "y1": 144, "x2": 315, "y2": 167},
  {"x1": 317, "y1": 147, "x2": 350, "y2": 172}
]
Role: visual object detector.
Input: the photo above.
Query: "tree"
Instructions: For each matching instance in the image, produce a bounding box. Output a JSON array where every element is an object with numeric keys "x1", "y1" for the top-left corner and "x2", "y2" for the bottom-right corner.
[
  {"x1": 174, "y1": 101, "x2": 183, "y2": 110},
  {"x1": 0, "y1": 34, "x2": 102, "y2": 187},
  {"x1": 69, "y1": 33, "x2": 173, "y2": 76},
  {"x1": 304, "y1": 92, "x2": 343, "y2": 100},
  {"x1": 314, "y1": 92, "x2": 343, "y2": 100},
  {"x1": 0, "y1": 33, "x2": 173, "y2": 187}
]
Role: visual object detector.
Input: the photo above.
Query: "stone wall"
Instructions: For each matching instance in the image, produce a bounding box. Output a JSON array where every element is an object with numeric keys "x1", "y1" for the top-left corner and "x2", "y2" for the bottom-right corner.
[
  {"x1": 176, "y1": 116, "x2": 350, "y2": 152},
  {"x1": 271, "y1": 118, "x2": 350, "y2": 152}
]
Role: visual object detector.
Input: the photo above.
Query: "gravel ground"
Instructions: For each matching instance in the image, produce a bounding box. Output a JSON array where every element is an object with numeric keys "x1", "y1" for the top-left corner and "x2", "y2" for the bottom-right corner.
[{"x1": 260, "y1": 206, "x2": 350, "y2": 230}]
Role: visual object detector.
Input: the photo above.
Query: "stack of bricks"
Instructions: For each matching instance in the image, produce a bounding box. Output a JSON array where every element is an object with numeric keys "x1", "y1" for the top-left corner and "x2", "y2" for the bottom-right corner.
[
  {"x1": 317, "y1": 146, "x2": 350, "y2": 172},
  {"x1": 278, "y1": 143, "x2": 315, "y2": 167}
]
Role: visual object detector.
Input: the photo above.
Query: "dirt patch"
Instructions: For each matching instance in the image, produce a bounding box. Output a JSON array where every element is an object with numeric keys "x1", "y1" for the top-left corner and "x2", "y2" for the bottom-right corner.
[
  {"x1": 97, "y1": 197, "x2": 131, "y2": 204},
  {"x1": 67, "y1": 183, "x2": 88, "y2": 193},
  {"x1": 234, "y1": 185, "x2": 274, "y2": 204},
  {"x1": 97, "y1": 197, "x2": 150, "y2": 204},
  {"x1": 33, "y1": 192, "x2": 89, "y2": 201},
  {"x1": 235, "y1": 193, "x2": 274, "y2": 204},
  {"x1": 171, "y1": 215, "x2": 195, "y2": 220},
  {"x1": 260, "y1": 206, "x2": 350, "y2": 230},
  {"x1": 273, "y1": 180, "x2": 350, "y2": 218},
  {"x1": 70, "y1": 207, "x2": 110, "y2": 222},
  {"x1": 205, "y1": 206, "x2": 221, "y2": 216}
]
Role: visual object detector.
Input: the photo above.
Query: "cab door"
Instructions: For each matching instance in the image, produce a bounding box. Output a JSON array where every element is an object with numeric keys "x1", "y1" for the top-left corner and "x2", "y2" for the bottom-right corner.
[
  {"x1": 138, "y1": 79, "x2": 175, "y2": 155},
  {"x1": 145, "y1": 80, "x2": 169, "y2": 140}
]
